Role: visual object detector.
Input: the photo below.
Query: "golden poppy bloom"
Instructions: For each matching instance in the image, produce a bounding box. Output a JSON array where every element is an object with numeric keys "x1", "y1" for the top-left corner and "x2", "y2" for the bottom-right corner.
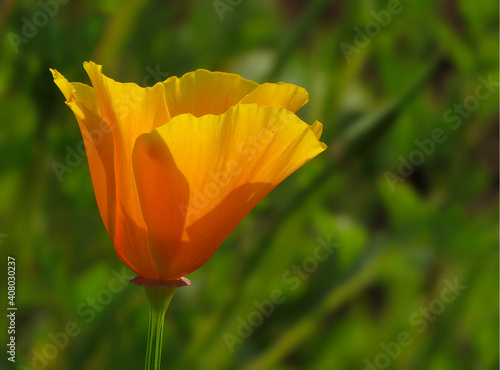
[{"x1": 51, "y1": 62, "x2": 326, "y2": 283}]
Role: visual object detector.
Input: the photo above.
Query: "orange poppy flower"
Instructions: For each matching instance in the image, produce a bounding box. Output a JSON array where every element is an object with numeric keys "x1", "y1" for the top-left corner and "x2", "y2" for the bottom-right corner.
[{"x1": 51, "y1": 62, "x2": 326, "y2": 283}]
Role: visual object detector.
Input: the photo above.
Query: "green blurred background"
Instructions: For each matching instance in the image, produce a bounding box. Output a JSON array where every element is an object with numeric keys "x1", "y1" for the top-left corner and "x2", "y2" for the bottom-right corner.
[{"x1": 1, "y1": 0, "x2": 498, "y2": 369}]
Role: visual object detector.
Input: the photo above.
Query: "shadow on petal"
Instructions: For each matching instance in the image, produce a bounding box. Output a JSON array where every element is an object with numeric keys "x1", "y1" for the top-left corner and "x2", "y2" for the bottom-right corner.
[
  {"x1": 133, "y1": 130, "x2": 191, "y2": 280},
  {"x1": 167, "y1": 182, "x2": 275, "y2": 279},
  {"x1": 115, "y1": 204, "x2": 158, "y2": 279}
]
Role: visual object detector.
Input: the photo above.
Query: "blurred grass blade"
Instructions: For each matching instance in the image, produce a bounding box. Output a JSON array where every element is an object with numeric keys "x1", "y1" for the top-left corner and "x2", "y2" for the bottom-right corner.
[
  {"x1": 243, "y1": 243, "x2": 387, "y2": 370},
  {"x1": 264, "y1": 0, "x2": 332, "y2": 81},
  {"x1": 333, "y1": 53, "x2": 444, "y2": 159},
  {"x1": 93, "y1": 0, "x2": 148, "y2": 67}
]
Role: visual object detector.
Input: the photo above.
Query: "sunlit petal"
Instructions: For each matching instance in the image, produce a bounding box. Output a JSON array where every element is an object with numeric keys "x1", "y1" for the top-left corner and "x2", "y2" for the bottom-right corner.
[
  {"x1": 51, "y1": 69, "x2": 117, "y2": 243},
  {"x1": 162, "y1": 69, "x2": 258, "y2": 118},
  {"x1": 83, "y1": 61, "x2": 171, "y2": 278},
  {"x1": 133, "y1": 103, "x2": 326, "y2": 279},
  {"x1": 238, "y1": 82, "x2": 309, "y2": 113}
]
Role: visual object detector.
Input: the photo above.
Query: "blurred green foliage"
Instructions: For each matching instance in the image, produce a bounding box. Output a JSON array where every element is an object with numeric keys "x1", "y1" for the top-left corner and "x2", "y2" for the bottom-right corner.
[{"x1": 0, "y1": 0, "x2": 498, "y2": 369}]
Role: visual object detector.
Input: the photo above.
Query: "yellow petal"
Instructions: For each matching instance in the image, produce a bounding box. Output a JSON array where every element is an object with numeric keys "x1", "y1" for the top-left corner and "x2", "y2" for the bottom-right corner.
[
  {"x1": 51, "y1": 69, "x2": 99, "y2": 113},
  {"x1": 311, "y1": 120, "x2": 324, "y2": 139},
  {"x1": 83, "y1": 61, "x2": 172, "y2": 278},
  {"x1": 238, "y1": 82, "x2": 309, "y2": 113},
  {"x1": 162, "y1": 69, "x2": 258, "y2": 118},
  {"x1": 51, "y1": 69, "x2": 117, "y2": 242},
  {"x1": 133, "y1": 104, "x2": 326, "y2": 280}
]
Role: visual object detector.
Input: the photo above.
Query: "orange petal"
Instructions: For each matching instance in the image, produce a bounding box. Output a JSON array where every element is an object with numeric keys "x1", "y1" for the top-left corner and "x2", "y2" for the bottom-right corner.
[
  {"x1": 51, "y1": 69, "x2": 117, "y2": 243},
  {"x1": 162, "y1": 69, "x2": 258, "y2": 118},
  {"x1": 83, "y1": 61, "x2": 172, "y2": 278},
  {"x1": 132, "y1": 131, "x2": 190, "y2": 280},
  {"x1": 133, "y1": 104, "x2": 326, "y2": 280}
]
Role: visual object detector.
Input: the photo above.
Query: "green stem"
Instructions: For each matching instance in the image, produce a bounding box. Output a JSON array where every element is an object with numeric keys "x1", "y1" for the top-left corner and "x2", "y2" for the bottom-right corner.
[{"x1": 144, "y1": 286, "x2": 176, "y2": 370}]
